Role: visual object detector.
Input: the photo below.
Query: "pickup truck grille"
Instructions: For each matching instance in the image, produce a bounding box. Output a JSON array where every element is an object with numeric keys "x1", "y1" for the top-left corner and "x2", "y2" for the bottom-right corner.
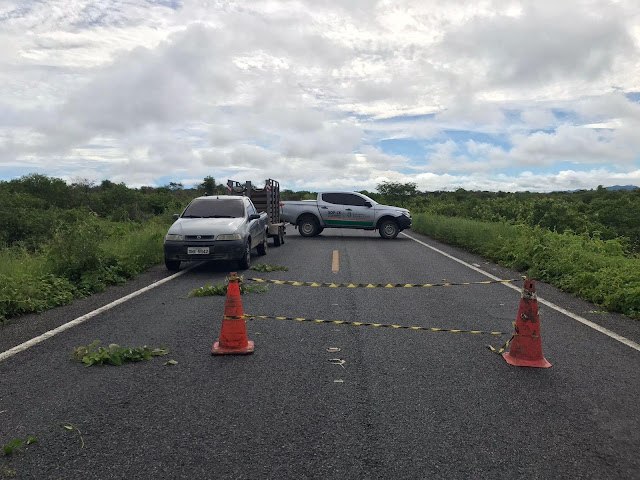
[{"x1": 184, "y1": 235, "x2": 215, "y2": 240}]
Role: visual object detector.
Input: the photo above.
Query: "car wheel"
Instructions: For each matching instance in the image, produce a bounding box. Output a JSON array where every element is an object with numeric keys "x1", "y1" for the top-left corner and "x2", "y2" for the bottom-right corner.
[
  {"x1": 273, "y1": 227, "x2": 284, "y2": 247},
  {"x1": 238, "y1": 241, "x2": 251, "y2": 269},
  {"x1": 379, "y1": 219, "x2": 399, "y2": 239},
  {"x1": 299, "y1": 216, "x2": 320, "y2": 237},
  {"x1": 257, "y1": 235, "x2": 268, "y2": 256},
  {"x1": 165, "y1": 258, "x2": 181, "y2": 271}
]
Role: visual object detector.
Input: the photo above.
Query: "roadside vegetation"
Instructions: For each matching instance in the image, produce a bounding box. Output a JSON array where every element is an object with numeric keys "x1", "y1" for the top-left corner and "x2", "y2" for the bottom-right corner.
[
  {"x1": 369, "y1": 182, "x2": 639, "y2": 319},
  {"x1": 1, "y1": 175, "x2": 638, "y2": 322},
  {"x1": 411, "y1": 214, "x2": 639, "y2": 319},
  {"x1": 0, "y1": 174, "x2": 214, "y2": 322},
  {"x1": 367, "y1": 182, "x2": 640, "y2": 253}
]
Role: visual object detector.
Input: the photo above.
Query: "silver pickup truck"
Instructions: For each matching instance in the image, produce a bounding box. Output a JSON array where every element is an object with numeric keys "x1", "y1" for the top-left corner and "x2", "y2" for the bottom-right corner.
[
  {"x1": 163, "y1": 195, "x2": 268, "y2": 271},
  {"x1": 281, "y1": 192, "x2": 411, "y2": 239}
]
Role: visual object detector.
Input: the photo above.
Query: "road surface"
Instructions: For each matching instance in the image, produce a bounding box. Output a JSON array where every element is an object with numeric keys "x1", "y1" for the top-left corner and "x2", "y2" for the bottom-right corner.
[{"x1": 1, "y1": 226, "x2": 639, "y2": 479}]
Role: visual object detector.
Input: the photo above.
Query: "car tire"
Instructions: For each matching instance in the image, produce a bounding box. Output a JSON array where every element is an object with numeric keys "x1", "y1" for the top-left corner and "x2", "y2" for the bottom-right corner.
[
  {"x1": 238, "y1": 241, "x2": 251, "y2": 269},
  {"x1": 273, "y1": 228, "x2": 284, "y2": 247},
  {"x1": 379, "y1": 219, "x2": 399, "y2": 239},
  {"x1": 257, "y1": 235, "x2": 268, "y2": 256},
  {"x1": 299, "y1": 216, "x2": 320, "y2": 237},
  {"x1": 165, "y1": 258, "x2": 181, "y2": 271}
]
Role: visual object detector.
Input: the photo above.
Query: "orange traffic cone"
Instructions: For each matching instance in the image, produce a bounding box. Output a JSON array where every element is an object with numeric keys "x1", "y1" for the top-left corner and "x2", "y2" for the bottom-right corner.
[
  {"x1": 503, "y1": 278, "x2": 552, "y2": 368},
  {"x1": 212, "y1": 272, "x2": 255, "y2": 355}
]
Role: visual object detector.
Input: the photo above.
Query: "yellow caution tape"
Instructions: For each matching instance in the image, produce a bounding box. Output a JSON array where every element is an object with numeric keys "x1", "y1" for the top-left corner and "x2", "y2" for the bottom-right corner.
[
  {"x1": 224, "y1": 314, "x2": 509, "y2": 336},
  {"x1": 248, "y1": 278, "x2": 519, "y2": 289},
  {"x1": 487, "y1": 336, "x2": 514, "y2": 354}
]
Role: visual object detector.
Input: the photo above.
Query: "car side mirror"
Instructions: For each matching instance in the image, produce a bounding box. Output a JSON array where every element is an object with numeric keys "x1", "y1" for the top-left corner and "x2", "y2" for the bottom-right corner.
[
  {"x1": 248, "y1": 214, "x2": 261, "y2": 220},
  {"x1": 364, "y1": 201, "x2": 372, "y2": 208},
  {"x1": 173, "y1": 213, "x2": 180, "y2": 219}
]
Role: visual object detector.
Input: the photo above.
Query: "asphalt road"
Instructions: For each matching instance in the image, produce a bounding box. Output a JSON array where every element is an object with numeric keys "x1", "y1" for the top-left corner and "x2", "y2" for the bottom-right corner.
[{"x1": 1, "y1": 226, "x2": 639, "y2": 479}]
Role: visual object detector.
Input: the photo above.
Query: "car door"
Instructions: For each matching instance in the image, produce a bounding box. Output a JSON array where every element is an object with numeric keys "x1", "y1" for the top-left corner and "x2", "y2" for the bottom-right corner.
[
  {"x1": 319, "y1": 193, "x2": 375, "y2": 227},
  {"x1": 318, "y1": 193, "x2": 345, "y2": 225},
  {"x1": 246, "y1": 199, "x2": 261, "y2": 247},
  {"x1": 340, "y1": 193, "x2": 375, "y2": 227}
]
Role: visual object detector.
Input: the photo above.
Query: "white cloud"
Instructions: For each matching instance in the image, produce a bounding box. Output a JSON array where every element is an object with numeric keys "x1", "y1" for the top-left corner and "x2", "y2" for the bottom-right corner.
[
  {"x1": 439, "y1": 1, "x2": 636, "y2": 93},
  {"x1": 509, "y1": 125, "x2": 639, "y2": 166},
  {"x1": 0, "y1": 0, "x2": 639, "y2": 192},
  {"x1": 573, "y1": 92, "x2": 640, "y2": 123},
  {"x1": 519, "y1": 109, "x2": 557, "y2": 130}
]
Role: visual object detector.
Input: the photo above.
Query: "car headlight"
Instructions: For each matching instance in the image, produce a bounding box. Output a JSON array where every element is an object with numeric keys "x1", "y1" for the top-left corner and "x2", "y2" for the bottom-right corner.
[
  {"x1": 216, "y1": 233, "x2": 242, "y2": 241},
  {"x1": 165, "y1": 233, "x2": 184, "y2": 241}
]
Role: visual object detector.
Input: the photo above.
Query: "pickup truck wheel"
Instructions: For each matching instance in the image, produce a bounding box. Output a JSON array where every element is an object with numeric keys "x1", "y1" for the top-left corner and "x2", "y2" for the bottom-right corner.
[
  {"x1": 379, "y1": 219, "x2": 400, "y2": 239},
  {"x1": 257, "y1": 236, "x2": 268, "y2": 256},
  {"x1": 238, "y1": 241, "x2": 251, "y2": 269},
  {"x1": 299, "y1": 216, "x2": 320, "y2": 237},
  {"x1": 165, "y1": 258, "x2": 180, "y2": 271}
]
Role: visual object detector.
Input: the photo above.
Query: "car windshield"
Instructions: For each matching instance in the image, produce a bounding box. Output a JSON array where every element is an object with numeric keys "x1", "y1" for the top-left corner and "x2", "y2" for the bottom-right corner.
[{"x1": 182, "y1": 198, "x2": 244, "y2": 218}]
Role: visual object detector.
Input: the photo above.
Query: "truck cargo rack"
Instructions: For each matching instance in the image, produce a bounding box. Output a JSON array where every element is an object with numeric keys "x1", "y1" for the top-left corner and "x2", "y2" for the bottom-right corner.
[{"x1": 227, "y1": 179, "x2": 286, "y2": 247}]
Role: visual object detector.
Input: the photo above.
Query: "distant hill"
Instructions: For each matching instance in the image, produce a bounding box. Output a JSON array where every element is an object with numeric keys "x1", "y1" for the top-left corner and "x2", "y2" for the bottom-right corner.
[{"x1": 606, "y1": 185, "x2": 639, "y2": 191}]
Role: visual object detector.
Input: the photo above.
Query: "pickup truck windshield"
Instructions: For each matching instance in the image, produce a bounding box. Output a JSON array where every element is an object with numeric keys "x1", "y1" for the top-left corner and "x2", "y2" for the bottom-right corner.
[
  {"x1": 182, "y1": 198, "x2": 244, "y2": 218},
  {"x1": 360, "y1": 194, "x2": 378, "y2": 205}
]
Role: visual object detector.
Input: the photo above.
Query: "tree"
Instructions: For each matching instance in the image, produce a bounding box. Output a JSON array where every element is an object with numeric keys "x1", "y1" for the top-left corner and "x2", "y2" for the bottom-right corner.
[
  {"x1": 71, "y1": 178, "x2": 96, "y2": 193},
  {"x1": 200, "y1": 176, "x2": 217, "y2": 195},
  {"x1": 12, "y1": 173, "x2": 71, "y2": 208},
  {"x1": 376, "y1": 181, "x2": 419, "y2": 197}
]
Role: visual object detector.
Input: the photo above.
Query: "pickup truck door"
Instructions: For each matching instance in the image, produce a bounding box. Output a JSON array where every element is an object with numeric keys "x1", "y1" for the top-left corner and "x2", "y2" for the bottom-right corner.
[{"x1": 319, "y1": 193, "x2": 376, "y2": 227}]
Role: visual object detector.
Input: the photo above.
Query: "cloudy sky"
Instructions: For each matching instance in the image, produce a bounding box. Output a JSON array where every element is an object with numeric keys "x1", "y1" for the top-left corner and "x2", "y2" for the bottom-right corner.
[{"x1": 1, "y1": 0, "x2": 639, "y2": 192}]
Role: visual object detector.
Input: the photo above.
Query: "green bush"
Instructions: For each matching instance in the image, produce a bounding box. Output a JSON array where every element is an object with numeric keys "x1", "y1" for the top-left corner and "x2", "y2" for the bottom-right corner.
[
  {"x1": 0, "y1": 216, "x2": 170, "y2": 322},
  {"x1": 99, "y1": 217, "x2": 167, "y2": 273},
  {"x1": 0, "y1": 273, "x2": 76, "y2": 322},
  {"x1": 377, "y1": 186, "x2": 640, "y2": 253},
  {"x1": 412, "y1": 214, "x2": 640, "y2": 319},
  {"x1": 45, "y1": 213, "x2": 107, "y2": 283}
]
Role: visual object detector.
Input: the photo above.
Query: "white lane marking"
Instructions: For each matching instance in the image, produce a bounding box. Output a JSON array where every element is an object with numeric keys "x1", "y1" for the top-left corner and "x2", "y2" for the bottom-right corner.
[
  {"x1": 402, "y1": 232, "x2": 640, "y2": 352},
  {"x1": 0, "y1": 267, "x2": 194, "y2": 363}
]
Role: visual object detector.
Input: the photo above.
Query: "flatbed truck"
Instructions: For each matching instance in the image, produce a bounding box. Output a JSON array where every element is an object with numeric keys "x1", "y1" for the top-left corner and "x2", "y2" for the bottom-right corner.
[{"x1": 227, "y1": 178, "x2": 286, "y2": 246}]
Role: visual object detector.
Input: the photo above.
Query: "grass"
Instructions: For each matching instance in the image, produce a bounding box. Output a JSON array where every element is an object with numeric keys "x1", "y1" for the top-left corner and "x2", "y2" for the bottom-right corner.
[
  {"x1": 0, "y1": 246, "x2": 47, "y2": 277},
  {"x1": 411, "y1": 214, "x2": 640, "y2": 319},
  {"x1": 0, "y1": 217, "x2": 169, "y2": 323},
  {"x1": 99, "y1": 219, "x2": 167, "y2": 273}
]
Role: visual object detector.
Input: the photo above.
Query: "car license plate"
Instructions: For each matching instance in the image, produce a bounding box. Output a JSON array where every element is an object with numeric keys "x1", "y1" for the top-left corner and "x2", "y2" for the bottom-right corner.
[{"x1": 188, "y1": 247, "x2": 210, "y2": 254}]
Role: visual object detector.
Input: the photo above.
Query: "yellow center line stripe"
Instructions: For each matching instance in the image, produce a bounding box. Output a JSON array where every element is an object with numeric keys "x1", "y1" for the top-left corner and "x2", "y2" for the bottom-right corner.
[{"x1": 332, "y1": 250, "x2": 340, "y2": 273}]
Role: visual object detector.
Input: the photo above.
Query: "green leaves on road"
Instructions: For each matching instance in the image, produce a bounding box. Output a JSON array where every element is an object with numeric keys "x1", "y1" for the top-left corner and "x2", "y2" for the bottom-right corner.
[
  {"x1": 188, "y1": 281, "x2": 268, "y2": 297},
  {"x1": 72, "y1": 340, "x2": 169, "y2": 366},
  {"x1": 250, "y1": 263, "x2": 288, "y2": 272},
  {"x1": 2, "y1": 436, "x2": 37, "y2": 456}
]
